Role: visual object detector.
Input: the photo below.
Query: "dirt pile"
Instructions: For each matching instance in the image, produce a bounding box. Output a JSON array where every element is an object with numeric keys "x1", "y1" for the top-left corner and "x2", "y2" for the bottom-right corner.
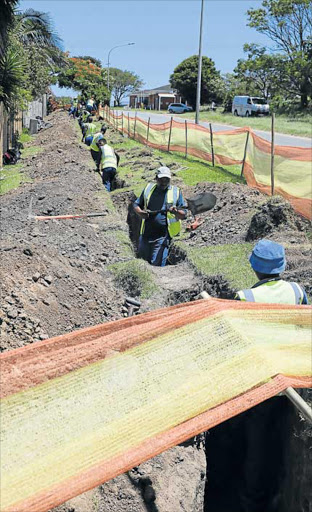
[{"x1": 246, "y1": 196, "x2": 307, "y2": 241}]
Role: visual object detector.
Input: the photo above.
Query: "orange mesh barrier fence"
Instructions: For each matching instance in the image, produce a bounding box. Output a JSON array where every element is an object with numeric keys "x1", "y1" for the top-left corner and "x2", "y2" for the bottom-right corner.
[
  {"x1": 106, "y1": 109, "x2": 312, "y2": 220},
  {"x1": 1, "y1": 298, "x2": 311, "y2": 512}
]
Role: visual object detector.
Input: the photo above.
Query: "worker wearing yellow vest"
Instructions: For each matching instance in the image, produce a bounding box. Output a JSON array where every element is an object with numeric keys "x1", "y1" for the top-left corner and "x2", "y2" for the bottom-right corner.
[
  {"x1": 82, "y1": 116, "x2": 97, "y2": 146},
  {"x1": 86, "y1": 96, "x2": 96, "y2": 113},
  {"x1": 98, "y1": 138, "x2": 120, "y2": 192},
  {"x1": 206, "y1": 239, "x2": 308, "y2": 512},
  {"x1": 133, "y1": 167, "x2": 187, "y2": 266},
  {"x1": 235, "y1": 239, "x2": 308, "y2": 304},
  {"x1": 90, "y1": 125, "x2": 107, "y2": 172}
]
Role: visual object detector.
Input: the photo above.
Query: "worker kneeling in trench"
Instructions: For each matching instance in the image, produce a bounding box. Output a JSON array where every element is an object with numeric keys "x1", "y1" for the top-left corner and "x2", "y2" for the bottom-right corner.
[
  {"x1": 206, "y1": 240, "x2": 308, "y2": 512},
  {"x1": 133, "y1": 166, "x2": 187, "y2": 267}
]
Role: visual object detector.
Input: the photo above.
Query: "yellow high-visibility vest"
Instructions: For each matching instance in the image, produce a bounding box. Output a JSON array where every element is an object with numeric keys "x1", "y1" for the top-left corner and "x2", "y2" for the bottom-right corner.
[
  {"x1": 101, "y1": 144, "x2": 117, "y2": 169},
  {"x1": 90, "y1": 133, "x2": 103, "y2": 152},
  {"x1": 85, "y1": 123, "x2": 97, "y2": 137},
  {"x1": 140, "y1": 183, "x2": 181, "y2": 238},
  {"x1": 236, "y1": 279, "x2": 305, "y2": 305}
]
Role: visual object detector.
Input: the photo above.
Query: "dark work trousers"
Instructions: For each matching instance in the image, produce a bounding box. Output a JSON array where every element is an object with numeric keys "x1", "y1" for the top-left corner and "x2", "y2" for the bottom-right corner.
[
  {"x1": 205, "y1": 396, "x2": 290, "y2": 512},
  {"x1": 138, "y1": 234, "x2": 171, "y2": 267},
  {"x1": 102, "y1": 167, "x2": 116, "y2": 192},
  {"x1": 90, "y1": 149, "x2": 101, "y2": 170}
]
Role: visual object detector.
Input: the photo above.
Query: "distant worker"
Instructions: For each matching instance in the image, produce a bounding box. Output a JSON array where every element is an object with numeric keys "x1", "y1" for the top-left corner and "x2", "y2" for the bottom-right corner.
[
  {"x1": 82, "y1": 116, "x2": 97, "y2": 146},
  {"x1": 206, "y1": 239, "x2": 308, "y2": 512},
  {"x1": 133, "y1": 167, "x2": 187, "y2": 267},
  {"x1": 86, "y1": 97, "x2": 96, "y2": 113},
  {"x1": 79, "y1": 108, "x2": 90, "y2": 129},
  {"x1": 98, "y1": 138, "x2": 120, "y2": 192},
  {"x1": 235, "y1": 239, "x2": 308, "y2": 304},
  {"x1": 90, "y1": 125, "x2": 107, "y2": 172}
]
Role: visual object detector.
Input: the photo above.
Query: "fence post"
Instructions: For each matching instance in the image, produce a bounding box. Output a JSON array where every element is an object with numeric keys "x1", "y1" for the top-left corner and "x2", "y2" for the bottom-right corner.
[
  {"x1": 134, "y1": 113, "x2": 137, "y2": 140},
  {"x1": 146, "y1": 117, "x2": 150, "y2": 146},
  {"x1": 241, "y1": 130, "x2": 250, "y2": 177},
  {"x1": 121, "y1": 112, "x2": 124, "y2": 137},
  {"x1": 271, "y1": 113, "x2": 275, "y2": 195},
  {"x1": 167, "y1": 116, "x2": 173, "y2": 152},
  {"x1": 185, "y1": 120, "x2": 188, "y2": 159},
  {"x1": 209, "y1": 123, "x2": 215, "y2": 167},
  {"x1": 128, "y1": 113, "x2": 130, "y2": 137}
]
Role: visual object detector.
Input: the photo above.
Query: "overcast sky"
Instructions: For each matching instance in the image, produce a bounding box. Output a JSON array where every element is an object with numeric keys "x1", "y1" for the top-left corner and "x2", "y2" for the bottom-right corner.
[{"x1": 20, "y1": 0, "x2": 271, "y2": 97}]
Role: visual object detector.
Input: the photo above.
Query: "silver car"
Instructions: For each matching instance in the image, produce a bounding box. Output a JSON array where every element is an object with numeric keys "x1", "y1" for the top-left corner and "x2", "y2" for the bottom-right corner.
[{"x1": 168, "y1": 103, "x2": 193, "y2": 114}]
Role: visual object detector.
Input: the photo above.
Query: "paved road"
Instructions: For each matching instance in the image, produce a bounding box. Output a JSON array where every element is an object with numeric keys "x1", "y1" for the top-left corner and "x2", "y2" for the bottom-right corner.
[{"x1": 119, "y1": 110, "x2": 312, "y2": 149}]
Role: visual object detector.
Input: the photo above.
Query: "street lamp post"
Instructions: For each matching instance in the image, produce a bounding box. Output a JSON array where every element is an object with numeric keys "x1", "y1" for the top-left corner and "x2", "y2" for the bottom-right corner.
[
  {"x1": 195, "y1": 0, "x2": 204, "y2": 124},
  {"x1": 107, "y1": 42, "x2": 135, "y2": 103}
]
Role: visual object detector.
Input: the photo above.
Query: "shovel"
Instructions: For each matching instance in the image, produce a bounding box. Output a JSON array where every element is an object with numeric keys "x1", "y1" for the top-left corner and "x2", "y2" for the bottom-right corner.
[{"x1": 147, "y1": 192, "x2": 217, "y2": 216}]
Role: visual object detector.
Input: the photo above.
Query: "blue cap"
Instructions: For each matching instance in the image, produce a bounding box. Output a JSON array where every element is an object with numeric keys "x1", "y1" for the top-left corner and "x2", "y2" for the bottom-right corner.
[{"x1": 249, "y1": 239, "x2": 286, "y2": 274}]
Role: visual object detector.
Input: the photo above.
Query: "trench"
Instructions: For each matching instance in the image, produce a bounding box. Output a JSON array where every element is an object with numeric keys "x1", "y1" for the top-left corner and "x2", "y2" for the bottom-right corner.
[{"x1": 111, "y1": 191, "x2": 306, "y2": 512}]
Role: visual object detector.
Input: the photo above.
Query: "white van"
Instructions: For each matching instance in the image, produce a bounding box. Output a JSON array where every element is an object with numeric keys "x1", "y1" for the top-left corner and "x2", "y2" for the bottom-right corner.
[{"x1": 232, "y1": 96, "x2": 270, "y2": 117}]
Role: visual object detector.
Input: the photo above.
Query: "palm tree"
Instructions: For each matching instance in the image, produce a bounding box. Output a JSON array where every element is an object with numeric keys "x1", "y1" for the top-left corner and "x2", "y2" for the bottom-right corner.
[
  {"x1": 0, "y1": 0, "x2": 19, "y2": 58},
  {"x1": 0, "y1": 7, "x2": 66, "y2": 107},
  {"x1": 14, "y1": 8, "x2": 64, "y2": 66}
]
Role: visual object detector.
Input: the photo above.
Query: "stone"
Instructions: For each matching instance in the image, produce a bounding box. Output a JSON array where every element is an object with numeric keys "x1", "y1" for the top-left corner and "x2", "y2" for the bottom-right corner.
[
  {"x1": 23, "y1": 247, "x2": 33, "y2": 256},
  {"x1": 32, "y1": 272, "x2": 41, "y2": 282},
  {"x1": 43, "y1": 275, "x2": 53, "y2": 284},
  {"x1": 7, "y1": 309, "x2": 18, "y2": 319}
]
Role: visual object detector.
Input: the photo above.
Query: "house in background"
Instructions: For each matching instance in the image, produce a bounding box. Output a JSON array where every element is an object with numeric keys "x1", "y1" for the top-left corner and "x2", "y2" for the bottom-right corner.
[{"x1": 129, "y1": 85, "x2": 184, "y2": 110}]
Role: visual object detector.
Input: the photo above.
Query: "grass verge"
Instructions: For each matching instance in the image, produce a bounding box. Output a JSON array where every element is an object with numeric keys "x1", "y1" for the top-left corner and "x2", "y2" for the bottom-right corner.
[
  {"x1": 0, "y1": 164, "x2": 32, "y2": 195},
  {"x1": 109, "y1": 259, "x2": 159, "y2": 299},
  {"x1": 112, "y1": 135, "x2": 244, "y2": 193},
  {"x1": 20, "y1": 146, "x2": 43, "y2": 159},
  {"x1": 176, "y1": 241, "x2": 255, "y2": 292}
]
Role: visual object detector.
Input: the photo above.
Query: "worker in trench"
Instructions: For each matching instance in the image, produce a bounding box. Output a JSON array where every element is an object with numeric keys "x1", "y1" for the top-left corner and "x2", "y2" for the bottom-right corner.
[
  {"x1": 206, "y1": 239, "x2": 308, "y2": 512},
  {"x1": 82, "y1": 116, "x2": 97, "y2": 146},
  {"x1": 98, "y1": 138, "x2": 120, "y2": 192},
  {"x1": 133, "y1": 166, "x2": 187, "y2": 267},
  {"x1": 89, "y1": 124, "x2": 107, "y2": 172}
]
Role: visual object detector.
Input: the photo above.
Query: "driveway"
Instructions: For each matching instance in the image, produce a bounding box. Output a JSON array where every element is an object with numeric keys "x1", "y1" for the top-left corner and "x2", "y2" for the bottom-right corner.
[{"x1": 119, "y1": 110, "x2": 312, "y2": 149}]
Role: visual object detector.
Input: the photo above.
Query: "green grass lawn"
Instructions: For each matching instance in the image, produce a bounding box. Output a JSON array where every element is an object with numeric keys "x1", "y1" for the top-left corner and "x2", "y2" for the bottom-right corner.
[
  {"x1": 112, "y1": 135, "x2": 244, "y2": 196},
  {"x1": 0, "y1": 164, "x2": 32, "y2": 195},
  {"x1": 120, "y1": 108, "x2": 311, "y2": 138},
  {"x1": 177, "y1": 241, "x2": 255, "y2": 292}
]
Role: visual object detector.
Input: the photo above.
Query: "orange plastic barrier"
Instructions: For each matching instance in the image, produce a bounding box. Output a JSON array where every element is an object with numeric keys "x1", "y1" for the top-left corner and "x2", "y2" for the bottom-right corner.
[
  {"x1": 106, "y1": 109, "x2": 312, "y2": 220},
  {"x1": 1, "y1": 298, "x2": 311, "y2": 512}
]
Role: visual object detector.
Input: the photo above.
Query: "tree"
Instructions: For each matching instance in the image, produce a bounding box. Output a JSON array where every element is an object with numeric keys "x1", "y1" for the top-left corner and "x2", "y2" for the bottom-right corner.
[
  {"x1": 247, "y1": 0, "x2": 312, "y2": 108},
  {"x1": 57, "y1": 56, "x2": 108, "y2": 103},
  {"x1": 169, "y1": 55, "x2": 224, "y2": 108},
  {"x1": 234, "y1": 44, "x2": 286, "y2": 100},
  {"x1": 1, "y1": 7, "x2": 64, "y2": 109},
  {"x1": 109, "y1": 68, "x2": 143, "y2": 106},
  {"x1": 76, "y1": 55, "x2": 102, "y2": 68},
  {"x1": 0, "y1": 0, "x2": 18, "y2": 58}
]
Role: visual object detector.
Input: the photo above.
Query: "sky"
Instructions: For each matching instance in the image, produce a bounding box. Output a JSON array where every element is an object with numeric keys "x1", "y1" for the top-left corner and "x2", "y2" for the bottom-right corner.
[{"x1": 20, "y1": 0, "x2": 271, "y2": 98}]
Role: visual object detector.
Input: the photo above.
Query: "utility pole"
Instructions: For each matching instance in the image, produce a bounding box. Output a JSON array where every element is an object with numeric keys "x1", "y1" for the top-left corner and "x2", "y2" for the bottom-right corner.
[{"x1": 195, "y1": 0, "x2": 204, "y2": 125}]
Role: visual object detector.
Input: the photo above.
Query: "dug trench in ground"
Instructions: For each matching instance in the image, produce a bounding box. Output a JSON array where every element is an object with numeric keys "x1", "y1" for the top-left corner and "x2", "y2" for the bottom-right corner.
[{"x1": 0, "y1": 111, "x2": 311, "y2": 512}]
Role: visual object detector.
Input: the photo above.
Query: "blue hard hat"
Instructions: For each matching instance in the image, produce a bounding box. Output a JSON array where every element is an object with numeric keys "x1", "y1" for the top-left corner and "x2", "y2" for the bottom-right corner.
[{"x1": 249, "y1": 239, "x2": 286, "y2": 274}]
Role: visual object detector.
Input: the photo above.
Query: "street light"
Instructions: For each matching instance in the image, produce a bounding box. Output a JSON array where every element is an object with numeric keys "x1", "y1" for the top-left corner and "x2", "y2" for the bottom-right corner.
[
  {"x1": 195, "y1": 0, "x2": 204, "y2": 124},
  {"x1": 107, "y1": 42, "x2": 135, "y2": 100}
]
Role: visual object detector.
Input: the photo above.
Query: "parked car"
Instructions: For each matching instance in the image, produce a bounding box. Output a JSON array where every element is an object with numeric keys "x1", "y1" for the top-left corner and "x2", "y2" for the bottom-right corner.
[
  {"x1": 168, "y1": 103, "x2": 193, "y2": 114},
  {"x1": 232, "y1": 96, "x2": 270, "y2": 117}
]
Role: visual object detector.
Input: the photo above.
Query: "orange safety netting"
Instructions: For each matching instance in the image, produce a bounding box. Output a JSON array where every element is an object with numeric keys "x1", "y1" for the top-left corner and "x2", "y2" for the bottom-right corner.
[
  {"x1": 103, "y1": 109, "x2": 312, "y2": 220},
  {"x1": 1, "y1": 297, "x2": 311, "y2": 512}
]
